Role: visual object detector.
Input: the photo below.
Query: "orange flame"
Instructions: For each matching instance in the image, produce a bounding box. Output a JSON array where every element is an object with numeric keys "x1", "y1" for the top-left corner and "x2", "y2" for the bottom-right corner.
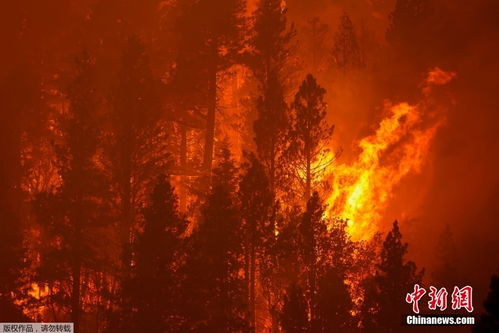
[{"x1": 325, "y1": 68, "x2": 456, "y2": 240}]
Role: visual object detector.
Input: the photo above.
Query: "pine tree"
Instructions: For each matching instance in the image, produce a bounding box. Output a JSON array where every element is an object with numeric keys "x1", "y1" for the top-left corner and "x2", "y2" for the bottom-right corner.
[
  {"x1": 473, "y1": 274, "x2": 499, "y2": 333},
  {"x1": 124, "y1": 176, "x2": 187, "y2": 333},
  {"x1": 288, "y1": 74, "x2": 334, "y2": 202},
  {"x1": 299, "y1": 192, "x2": 333, "y2": 331},
  {"x1": 281, "y1": 284, "x2": 309, "y2": 333},
  {"x1": 332, "y1": 14, "x2": 363, "y2": 71},
  {"x1": 386, "y1": 0, "x2": 432, "y2": 45},
  {"x1": 361, "y1": 221, "x2": 424, "y2": 332},
  {"x1": 251, "y1": 0, "x2": 295, "y2": 86},
  {"x1": 0, "y1": 66, "x2": 37, "y2": 321},
  {"x1": 253, "y1": 72, "x2": 289, "y2": 194},
  {"x1": 305, "y1": 17, "x2": 330, "y2": 73},
  {"x1": 182, "y1": 144, "x2": 247, "y2": 332},
  {"x1": 32, "y1": 52, "x2": 109, "y2": 332},
  {"x1": 314, "y1": 218, "x2": 355, "y2": 332},
  {"x1": 316, "y1": 267, "x2": 354, "y2": 333},
  {"x1": 173, "y1": 0, "x2": 246, "y2": 176},
  {"x1": 0, "y1": 205, "x2": 27, "y2": 321},
  {"x1": 110, "y1": 35, "x2": 163, "y2": 270},
  {"x1": 239, "y1": 153, "x2": 273, "y2": 332},
  {"x1": 251, "y1": 0, "x2": 294, "y2": 196},
  {"x1": 432, "y1": 224, "x2": 459, "y2": 287}
]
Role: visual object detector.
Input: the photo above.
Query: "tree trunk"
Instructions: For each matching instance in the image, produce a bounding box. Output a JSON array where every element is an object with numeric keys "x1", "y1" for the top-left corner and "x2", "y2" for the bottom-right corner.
[
  {"x1": 305, "y1": 149, "x2": 311, "y2": 203},
  {"x1": 249, "y1": 236, "x2": 256, "y2": 333},
  {"x1": 203, "y1": 47, "x2": 218, "y2": 178},
  {"x1": 71, "y1": 231, "x2": 82, "y2": 332},
  {"x1": 179, "y1": 125, "x2": 188, "y2": 211},
  {"x1": 120, "y1": 132, "x2": 134, "y2": 266}
]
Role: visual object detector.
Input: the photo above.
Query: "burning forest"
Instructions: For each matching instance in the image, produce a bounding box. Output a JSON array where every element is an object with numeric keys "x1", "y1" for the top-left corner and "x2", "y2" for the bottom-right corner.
[{"x1": 1, "y1": 0, "x2": 498, "y2": 332}]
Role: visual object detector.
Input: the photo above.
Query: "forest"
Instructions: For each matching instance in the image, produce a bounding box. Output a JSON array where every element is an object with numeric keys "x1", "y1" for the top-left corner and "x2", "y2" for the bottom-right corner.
[{"x1": 1, "y1": 0, "x2": 498, "y2": 332}]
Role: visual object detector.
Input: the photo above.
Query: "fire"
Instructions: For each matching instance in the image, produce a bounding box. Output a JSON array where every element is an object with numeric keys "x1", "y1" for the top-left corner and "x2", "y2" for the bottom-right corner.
[
  {"x1": 28, "y1": 283, "x2": 49, "y2": 300},
  {"x1": 324, "y1": 68, "x2": 456, "y2": 240}
]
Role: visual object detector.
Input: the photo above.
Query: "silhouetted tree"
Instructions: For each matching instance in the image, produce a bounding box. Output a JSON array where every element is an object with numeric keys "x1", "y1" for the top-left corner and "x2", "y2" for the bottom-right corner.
[
  {"x1": 32, "y1": 53, "x2": 109, "y2": 332},
  {"x1": 305, "y1": 17, "x2": 330, "y2": 73},
  {"x1": 253, "y1": 72, "x2": 289, "y2": 195},
  {"x1": 249, "y1": 4, "x2": 295, "y2": 322},
  {"x1": 0, "y1": 204, "x2": 28, "y2": 321},
  {"x1": 361, "y1": 221, "x2": 424, "y2": 332},
  {"x1": 110, "y1": 36, "x2": 163, "y2": 270},
  {"x1": 473, "y1": 273, "x2": 499, "y2": 333},
  {"x1": 265, "y1": 206, "x2": 303, "y2": 332},
  {"x1": 432, "y1": 224, "x2": 459, "y2": 287},
  {"x1": 298, "y1": 192, "x2": 333, "y2": 331},
  {"x1": 0, "y1": 66, "x2": 38, "y2": 321},
  {"x1": 123, "y1": 176, "x2": 187, "y2": 333},
  {"x1": 384, "y1": 0, "x2": 436, "y2": 98},
  {"x1": 239, "y1": 153, "x2": 273, "y2": 332},
  {"x1": 251, "y1": 0, "x2": 295, "y2": 85},
  {"x1": 251, "y1": 0, "x2": 294, "y2": 196},
  {"x1": 386, "y1": 0, "x2": 432, "y2": 45},
  {"x1": 287, "y1": 75, "x2": 333, "y2": 202},
  {"x1": 281, "y1": 284, "x2": 309, "y2": 333},
  {"x1": 173, "y1": 0, "x2": 246, "y2": 176},
  {"x1": 332, "y1": 14, "x2": 363, "y2": 71},
  {"x1": 316, "y1": 267, "x2": 353, "y2": 333},
  {"x1": 314, "y1": 218, "x2": 356, "y2": 332},
  {"x1": 182, "y1": 144, "x2": 247, "y2": 332}
]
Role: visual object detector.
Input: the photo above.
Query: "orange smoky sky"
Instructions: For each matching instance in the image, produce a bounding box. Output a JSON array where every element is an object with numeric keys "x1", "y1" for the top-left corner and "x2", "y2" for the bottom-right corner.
[{"x1": 1, "y1": 0, "x2": 498, "y2": 331}]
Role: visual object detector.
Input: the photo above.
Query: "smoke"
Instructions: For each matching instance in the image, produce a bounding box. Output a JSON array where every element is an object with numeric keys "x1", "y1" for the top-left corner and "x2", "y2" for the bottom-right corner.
[{"x1": 283, "y1": 0, "x2": 499, "y2": 301}]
